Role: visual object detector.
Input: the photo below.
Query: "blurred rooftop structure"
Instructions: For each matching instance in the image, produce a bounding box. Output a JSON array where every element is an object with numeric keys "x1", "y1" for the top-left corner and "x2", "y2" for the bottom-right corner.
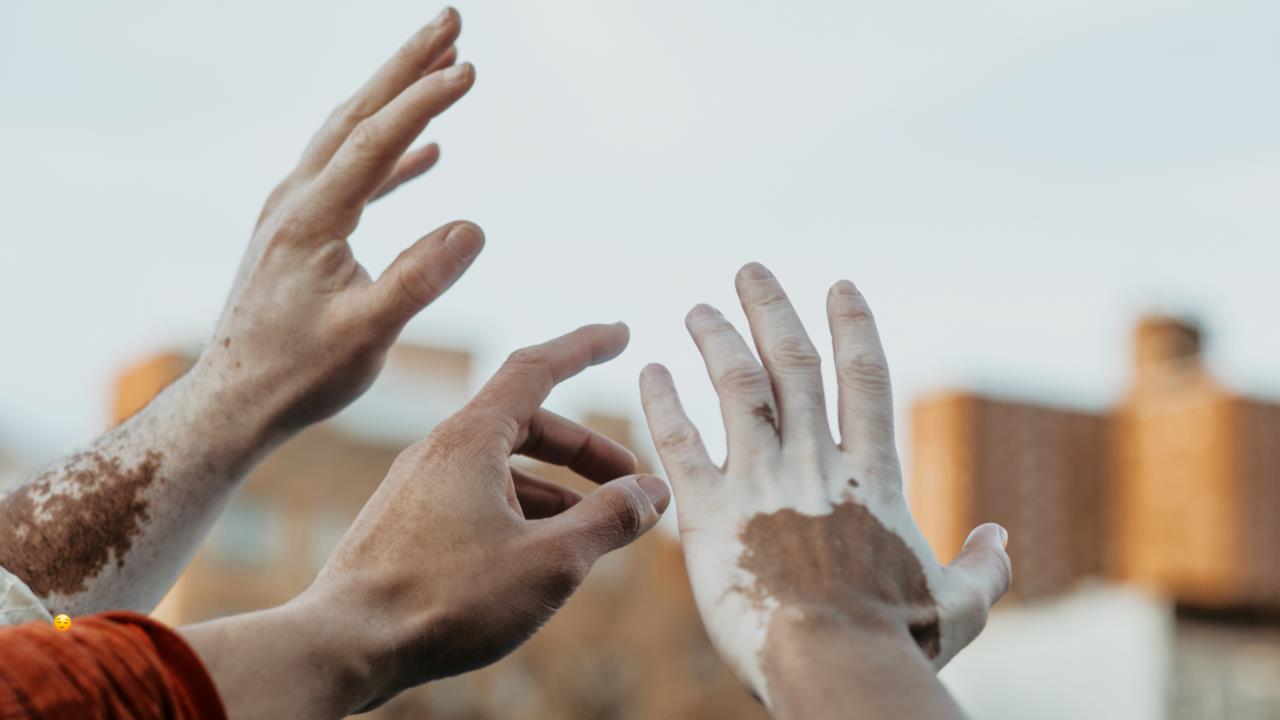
[{"x1": 914, "y1": 315, "x2": 1280, "y2": 719}]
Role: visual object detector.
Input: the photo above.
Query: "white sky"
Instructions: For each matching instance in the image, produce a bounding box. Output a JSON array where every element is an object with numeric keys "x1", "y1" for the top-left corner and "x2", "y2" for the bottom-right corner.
[{"x1": 3, "y1": 0, "x2": 1280, "y2": 471}]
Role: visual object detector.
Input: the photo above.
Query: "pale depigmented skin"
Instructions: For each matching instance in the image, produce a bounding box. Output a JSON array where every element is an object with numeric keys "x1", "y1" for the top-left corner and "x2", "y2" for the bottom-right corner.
[
  {"x1": 640, "y1": 265, "x2": 1012, "y2": 716},
  {"x1": 0, "y1": 8, "x2": 479, "y2": 616}
]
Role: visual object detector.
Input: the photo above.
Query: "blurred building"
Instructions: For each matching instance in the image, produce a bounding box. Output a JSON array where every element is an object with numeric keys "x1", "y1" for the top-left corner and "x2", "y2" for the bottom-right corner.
[
  {"x1": 0, "y1": 446, "x2": 20, "y2": 493},
  {"x1": 912, "y1": 316, "x2": 1280, "y2": 719},
  {"x1": 115, "y1": 344, "x2": 762, "y2": 720}
]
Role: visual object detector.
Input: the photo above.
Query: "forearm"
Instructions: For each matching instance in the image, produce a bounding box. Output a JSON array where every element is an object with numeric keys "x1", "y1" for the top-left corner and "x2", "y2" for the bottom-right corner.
[
  {"x1": 0, "y1": 355, "x2": 284, "y2": 614},
  {"x1": 762, "y1": 611, "x2": 968, "y2": 720},
  {"x1": 179, "y1": 598, "x2": 371, "y2": 720}
]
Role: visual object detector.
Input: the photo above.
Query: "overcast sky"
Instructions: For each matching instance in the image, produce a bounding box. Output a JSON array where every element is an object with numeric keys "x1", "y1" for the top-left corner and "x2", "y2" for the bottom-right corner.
[{"x1": 3, "y1": 0, "x2": 1279, "y2": 472}]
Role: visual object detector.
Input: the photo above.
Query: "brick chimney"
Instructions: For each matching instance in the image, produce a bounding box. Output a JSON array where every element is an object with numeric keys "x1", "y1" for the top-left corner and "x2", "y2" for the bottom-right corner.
[{"x1": 1131, "y1": 314, "x2": 1205, "y2": 395}]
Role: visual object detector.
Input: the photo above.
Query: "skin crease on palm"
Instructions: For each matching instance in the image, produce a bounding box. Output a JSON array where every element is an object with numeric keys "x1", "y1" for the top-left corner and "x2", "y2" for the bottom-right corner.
[{"x1": 639, "y1": 263, "x2": 1013, "y2": 716}]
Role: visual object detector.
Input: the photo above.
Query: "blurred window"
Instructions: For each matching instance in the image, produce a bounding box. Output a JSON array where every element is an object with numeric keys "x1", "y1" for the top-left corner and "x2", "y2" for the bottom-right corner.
[{"x1": 208, "y1": 500, "x2": 281, "y2": 566}]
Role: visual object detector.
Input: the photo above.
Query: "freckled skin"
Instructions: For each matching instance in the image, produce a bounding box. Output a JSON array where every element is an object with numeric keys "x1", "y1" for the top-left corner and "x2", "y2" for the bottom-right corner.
[
  {"x1": 0, "y1": 9, "x2": 481, "y2": 618},
  {"x1": 0, "y1": 451, "x2": 163, "y2": 597}
]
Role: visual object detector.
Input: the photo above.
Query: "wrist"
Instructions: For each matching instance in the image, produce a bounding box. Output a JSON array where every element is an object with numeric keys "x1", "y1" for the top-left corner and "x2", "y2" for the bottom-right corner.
[
  {"x1": 182, "y1": 599, "x2": 376, "y2": 720},
  {"x1": 760, "y1": 605, "x2": 927, "y2": 716},
  {"x1": 276, "y1": 595, "x2": 378, "y2": 717},
  {"x1": 184, "y1": 349, "x2": 292, "y2": 457}
]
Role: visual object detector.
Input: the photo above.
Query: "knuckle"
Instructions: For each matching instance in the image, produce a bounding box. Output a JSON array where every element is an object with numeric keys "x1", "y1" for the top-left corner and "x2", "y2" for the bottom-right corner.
[
  {"x1": 747, "y1": 289, "x2": 790, "y2": 313},
  {"x1": 418, "y1": 414, "x2": 482, "y2": 454},
  {"x1": 596, "y1": 490, "x2": 644, "y2": 543},
  {"x1": 505, "y1": 346, "x2": 547, "y2": 369},
  {"x1": 264, "y1": 204, "x2": 313, "y2": 247},
  {"x1": 346, "y1": 118, "x2": 382, "y2": 156},
  {"x1": 539, "y1": 534, "x2": 589, "y2": 588},
  {"x1": 259, "y1": 177, "x2": 299, "y2": 220},
  {"x1": 839, "y1": 350, "x2": 892, "y2": 393},
  {"x1": 336, "y1": 97, "x2": 375, "y2": 127},
  {"x1": 716, "y1": 363, "x2": 772, "y2": 396},
  {"x1": 655, "y1": 423, "x2": 702, "y2": 454},
  {"x1": 767, "y1": 335, "x2": 822, "y2": 370},
  {"x1": 395, "y1": 257, "x2": 442, "y2": 308},
  {"x1": 501, "y1": 347, "x2": 555, "y2": 387},
  {"x1": 832, "y1": 296, "x2": 875, "y2": 324}
]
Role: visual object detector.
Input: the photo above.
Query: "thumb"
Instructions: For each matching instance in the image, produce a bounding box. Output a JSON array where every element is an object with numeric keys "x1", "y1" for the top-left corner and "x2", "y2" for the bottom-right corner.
[
  {"x1": 947, "y1": 523, "x2": 1013, "y2": 608},
  {"x1": 550, "y1": 474, "x2": 670, "y2": 564},
  {"x1": 370, "y1": 221, "x2": 484, "y2": 326}
]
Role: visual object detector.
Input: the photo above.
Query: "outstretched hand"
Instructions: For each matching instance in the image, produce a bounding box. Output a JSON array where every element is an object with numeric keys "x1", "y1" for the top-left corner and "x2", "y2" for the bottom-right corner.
[
  {"x1": 640, "y1": 264, "x2": 1011, "y2": 716},
  {"x1": 297, "y1": 323, "x2": 671, "y2": 714},
  {"x1": 200, "y1": 7, "x2": 481, "y2": 435}
]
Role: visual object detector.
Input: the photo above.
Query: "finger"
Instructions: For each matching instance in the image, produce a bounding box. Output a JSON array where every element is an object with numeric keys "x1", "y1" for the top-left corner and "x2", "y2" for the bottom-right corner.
[
  {"x1": 827, "y1": 280, "x2": 896, "y2": 458},
  {"x1": 946, "y1": 523, "x2": 1013, "y2": 610},
  {"x1": 515, "y1": 409, "x2": 638, "y2": 484},
  {"x1": 472, "y1": 324, "x2": 631, "y2": 448},
  {"x1": 296, "y1": 8, "x2": 461, "y2": 178},
  {"x1": 369, "y1": 143, "x2": 440, "y2": 203},
  {"x1": 735, "y1": 262, "x2": 832, "y2": 446},
  {"x1": 367, "y1": 221, "x2": 484, "y2": 327},
  {"x1": 424, "y1": 45, "x2": 458, "y2": 75},
  {"x1": 539, "y1": 474, "x2": 669, "y2": 563},
  {"x1": 639, "y1": 364, "x2": 718, "y2": 506},
  {"x1": 512, "y1": 466, "x2": 583, "y2": 520},
  {"x1": 685, "y1": 303, "x2": 780, "y2": 453},
  {"x1": 308, "y1": 62, "x2": 476, "y2": 229}
]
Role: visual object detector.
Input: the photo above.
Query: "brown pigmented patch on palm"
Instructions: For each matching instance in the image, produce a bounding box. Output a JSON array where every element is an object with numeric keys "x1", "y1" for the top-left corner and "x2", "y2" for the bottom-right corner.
[
  {"x1": 0, "y1": 450, "x2": 163, "y2": 597},
  {"x1": 751, "y1": 404, "x2": 780, "y2": 439},
  {"x1": 734, "y1": 500, "x2": 940, "y2": 661}
]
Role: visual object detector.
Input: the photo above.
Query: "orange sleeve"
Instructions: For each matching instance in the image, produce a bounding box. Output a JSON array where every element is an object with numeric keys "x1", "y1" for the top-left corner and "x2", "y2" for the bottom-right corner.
[{"x1": 0, "y1": 611, "x2": 226, "y2": 720}]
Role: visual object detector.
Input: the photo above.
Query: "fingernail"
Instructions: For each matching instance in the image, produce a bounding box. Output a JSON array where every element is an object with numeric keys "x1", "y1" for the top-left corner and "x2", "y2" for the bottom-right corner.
[
  {"x1": 831, "y1": 280, "x2": 858, "y2": 296},
  {"x1": 689, "y1": 303, "x2": 719, "y2": 318},
  {"x1": 998, "y1": 525, "x2": 1009, "y2": 548},
  {"x1": 431, "y1": 7, "x2": 451, "y2": 26},
  {"x1": 740, "y1": 262, "x2": 772, "y2": 281},
  {"x1": 636, "y1": 475, "x2": 671, "y2": 513},
  {"x1": 442, "y1": 62, "x2": 471, "y2": 82},
  {"x1": 444, "y1": 223, "x2": 483, "y2": 260}
]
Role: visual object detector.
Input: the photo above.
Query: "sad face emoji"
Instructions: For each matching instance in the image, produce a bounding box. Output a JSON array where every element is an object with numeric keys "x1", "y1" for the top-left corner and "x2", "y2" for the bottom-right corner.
[{"x1": 53, "y1": 614, "x2": 71, "y2": 632}]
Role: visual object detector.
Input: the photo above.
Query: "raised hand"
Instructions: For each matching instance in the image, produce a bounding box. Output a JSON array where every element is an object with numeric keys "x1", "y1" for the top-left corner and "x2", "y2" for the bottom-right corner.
[
  {"x1": 194, "y1": 324, "x2": 672, "y2": 717},
  {"x1": 639, "y1": 264, "x2": 1011, "y2": 717},
  {"x1": 201, "y1": 6, "x2": 479, "y2": 433},
  {"x1": 0, "y1": 8, "x2": 480, "y2": 619}
]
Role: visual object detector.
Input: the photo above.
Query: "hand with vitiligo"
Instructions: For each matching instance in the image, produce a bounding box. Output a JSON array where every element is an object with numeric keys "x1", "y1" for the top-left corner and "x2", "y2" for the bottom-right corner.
[
  {"x1": 0, "y1": 7, "x2": 478, "y2": 617},
  {"x1": 639, "y1": 264, "x2": 1012, "y2": 719}
]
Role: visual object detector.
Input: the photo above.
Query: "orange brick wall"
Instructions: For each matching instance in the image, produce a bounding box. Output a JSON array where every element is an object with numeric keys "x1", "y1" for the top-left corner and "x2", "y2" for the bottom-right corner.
[{"x1": 911, "y1": 392, "x2": 1109, "y2": 599}]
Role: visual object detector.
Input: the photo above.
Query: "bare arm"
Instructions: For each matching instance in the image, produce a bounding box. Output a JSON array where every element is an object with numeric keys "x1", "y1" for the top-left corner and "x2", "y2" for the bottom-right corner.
[
  {"x1": 0, "y1": 7, "x2": 481, "y2": 615},
  {"x1": 639, "y1": 264, "x2": 1012, "y2": 718},
  {"x1": 763, "y1": 609, "x2": 971, "y2": 718},
  {"x1": 181, "y1": 325, "x2": 671, "y2": 719}
]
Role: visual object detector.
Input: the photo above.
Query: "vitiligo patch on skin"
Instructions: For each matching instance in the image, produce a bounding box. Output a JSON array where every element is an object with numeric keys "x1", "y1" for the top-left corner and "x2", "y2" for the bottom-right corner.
[
  {"x1": 733, "y1": 499, "x2": 940, "y2": 662},
  {"x1": 0, "y1": 450, "x2": 164, "y2": 597}
]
